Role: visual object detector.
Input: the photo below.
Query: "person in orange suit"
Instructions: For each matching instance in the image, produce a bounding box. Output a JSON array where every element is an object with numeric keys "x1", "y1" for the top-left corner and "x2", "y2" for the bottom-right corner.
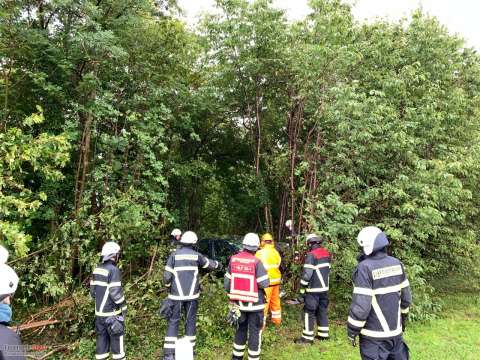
[{"x1": 256, "y1": 233, "x2": 282, "y2": 326}]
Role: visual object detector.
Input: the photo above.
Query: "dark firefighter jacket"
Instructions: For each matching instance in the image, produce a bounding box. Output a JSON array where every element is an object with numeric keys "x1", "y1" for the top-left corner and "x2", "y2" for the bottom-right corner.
[
  {"x1": 163, "y1": 245, "x2": 219, "y2": 301},
  {"x1": 0, "y1": 324, "x2": 24, "y2": 360},
  {"x1": 90, "y1": 261, "x2": 127, "y2": 317},
  {"x1": 300, "y1": 246, "x2": 331, "y2": 293},
  {"x1": 347, "y1": 251, "x2": 412, "y2": 339}
]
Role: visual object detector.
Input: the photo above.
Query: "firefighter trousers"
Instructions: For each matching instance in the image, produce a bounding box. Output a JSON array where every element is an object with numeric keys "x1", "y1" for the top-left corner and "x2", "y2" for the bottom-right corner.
[
  {"x1": 359, "y1": 336, "x2": 409, "y2": 360},
  {"x1": 232, "y1": 311, "x2": 264, "y2": 360},
  {"x1": 163, "y1": 300, "x2": 198, "y2": 356},
  {"x1": 95, "y1": 317, "x2": 126, "y2": 360},
  {"x1": 263, "y1": 285, "x2": 281, "y2": 326},
  {"x1": 301, "y1": 292, "x2": 329, "y2": 340}
]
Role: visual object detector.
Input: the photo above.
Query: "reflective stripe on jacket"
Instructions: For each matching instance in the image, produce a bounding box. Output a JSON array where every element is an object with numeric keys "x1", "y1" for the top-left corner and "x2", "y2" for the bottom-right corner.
[
  {"x1": 225, "y1": 251, "x2": 270, "y2": 312},
  {"x1": 347, "y1": 251, "x2": 412, "y2": 339},
  {"x1": 256, "y1": 244, "x2": 282, "y2": 286},
  {"x1": 163, "y1": 245, "x2": 219, "y2": 301},
  {"x1": 90, "y1": 261, "x2": 127, "y2": 317},
  {"x1": 300, "y1": 246, "x2": 331, "y2": 293}
]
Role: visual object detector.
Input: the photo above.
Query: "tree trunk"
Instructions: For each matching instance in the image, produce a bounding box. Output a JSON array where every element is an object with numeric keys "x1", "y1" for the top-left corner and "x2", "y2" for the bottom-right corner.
[
  {"x1": 255, "y1": 87, "x2": 262, "y2": 176},
  {"x1": 72, "y1": 68, "x2": 96, "y2": 278},
  {"x1": 277, "y1": 189, "x2": 288, "y2": 241},
  {"x1": 287, "y1": 94, "x2": 304, "y2": 245},
  {"x1": 74, "y1": 101, "x2": 94, "y2": 215}
]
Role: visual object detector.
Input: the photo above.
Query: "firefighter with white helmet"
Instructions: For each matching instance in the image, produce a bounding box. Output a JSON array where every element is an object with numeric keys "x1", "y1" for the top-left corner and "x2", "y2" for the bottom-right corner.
[
  {"x1": 295, "y1": 234, "x2": 331, "y2": 344},
  {"x1": 170, "y1": 229, "x2": 182, "y2": 239},
  {"x1": 162, "y1": 231, "x2": 221, "y2": 360},
  {"x1": 0, "y1": 246, "x2": 24, "y2": 360},
  {"x1": 169, "y1": 229, "x2": 182, "y2": 252},
  {"x1": 226, "y1": 233, "x2": 270, "y2": 360},
  {"x1": 90, "y1": 242, "x2": 127, "y2": 360},
  {"x1": 347, "y1": 226, "x2": 412, "y2": 360}
]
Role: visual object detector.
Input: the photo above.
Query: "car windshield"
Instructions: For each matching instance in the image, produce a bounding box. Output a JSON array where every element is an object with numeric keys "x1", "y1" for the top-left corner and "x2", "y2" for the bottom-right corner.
[{"x1": 196, "y1": 239, "x2": 209, "y2": 255}]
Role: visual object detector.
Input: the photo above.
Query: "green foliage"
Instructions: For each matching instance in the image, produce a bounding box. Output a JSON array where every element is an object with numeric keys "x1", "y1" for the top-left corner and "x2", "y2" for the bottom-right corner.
[
  {"x1": 298, "y1": 8, "x2": 480, "y2": 319},
  {"x1": 0, "y1": 0, "x2": 479, "y2": 350},
  {"x1": 0, "y1": 109, "x2": 70, "y2": 255}
]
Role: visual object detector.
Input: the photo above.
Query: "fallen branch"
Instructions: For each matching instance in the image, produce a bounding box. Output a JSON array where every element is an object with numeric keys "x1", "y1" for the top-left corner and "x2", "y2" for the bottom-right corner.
[
  {"x1": 132, "y1": 246, "x2": 160, "y2": 286},
  {"x1": 25, "y1": 297, "x2": 74, "y2": 324},
  {"x1": 25, "y1": 344, "x2": 69, "y2": 360},
  {"x1": 147, "y1": 245, "x2": 158, "y2": 276},
  {"x1": 11, "y1": 319, "x2": 61, "y2": 332}
]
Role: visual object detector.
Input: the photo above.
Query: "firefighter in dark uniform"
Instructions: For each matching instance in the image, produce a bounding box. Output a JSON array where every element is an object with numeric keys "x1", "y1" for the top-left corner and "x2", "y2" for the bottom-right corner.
[
  {"x1": 225, "y1": 233, "x2": 270, "y2": 360},
  {"x1": 90, "y1": 242, "x2": 127, "y2": 360},
  {"x1": 0, "y1": 245, "x2": 25, "y2": 360},
  {"x1": 347, "y1": 226, "x2": 412, "y2": 360},
  {"x1": 295, "y1": 234, "x2": 331, "y2": 344},
  {"x1": 162, "y1": 231, "x2": 221, "y2": 360}
]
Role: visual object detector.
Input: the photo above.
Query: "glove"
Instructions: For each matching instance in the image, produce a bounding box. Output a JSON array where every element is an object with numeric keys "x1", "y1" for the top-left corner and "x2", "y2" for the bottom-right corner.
[
  {"x1": 226, "y1": 303, "x2": 241, "y2": 327},
  {"x1": 401, "y1": 314, "x2": 408, "y2": 332},
  {"x1": 297, "y1": 287, "x2": 306, "y2": 304},
  {"x1": 106, "y1": 316, "x2": 125, "y2": 336},
  {"x1": 298, "y1": 287, "x2": 306, "y2": 303},
  {"x1": 216, "y1": 261, "x2": 223, "y2": 271},
  {"x1": 158, "y1": 298, "x2": 174, "y2": 320},
  {"x1": 347, "y1": 330, "x2": 357, "y2": 347}
]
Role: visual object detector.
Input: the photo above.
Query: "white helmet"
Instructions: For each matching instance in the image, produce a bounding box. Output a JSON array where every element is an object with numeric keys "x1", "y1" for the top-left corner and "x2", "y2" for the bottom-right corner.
[
  {"x1": 357, "y1": 226, "x2": 389, "y2": 256},
  {"x1": 306, "y1": 233, "x2": 322, "y2": 244},
  {"x1": 171, "y1": 229, "x2": 182, "y2": 237},
  {"x1": 0, "y1": 245, "x2": 9, "y2": 264},
  {"x1": 180, "y1": 231, "x2": 198, "y2": 245},
  {"x1": 0, "y1": 264, "x2": 19, "y2": 296},
  {"x1": 101, "y1": 242, "x2": 121, "y2": 262},
  {"x1": 243, "y1": 233, "x2": 260, "y2": 250},
  {"x1": 285, "y1": 220, "x2": 293, "y2": 230}
]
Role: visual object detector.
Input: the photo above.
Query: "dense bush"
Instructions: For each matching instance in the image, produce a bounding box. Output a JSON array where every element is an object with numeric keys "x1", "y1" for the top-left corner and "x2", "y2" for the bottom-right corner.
[{"x1": 0, "y1": 0, "x2": 479, "y2": 347}]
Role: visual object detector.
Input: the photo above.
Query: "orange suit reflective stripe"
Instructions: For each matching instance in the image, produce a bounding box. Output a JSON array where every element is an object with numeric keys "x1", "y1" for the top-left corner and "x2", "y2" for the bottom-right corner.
[
  {"x1": 263, "y1": 284, "x2": 282, "y2": 325},
  {"x1": 256, "y1": 244, "x2": 282, "y2": 325}
]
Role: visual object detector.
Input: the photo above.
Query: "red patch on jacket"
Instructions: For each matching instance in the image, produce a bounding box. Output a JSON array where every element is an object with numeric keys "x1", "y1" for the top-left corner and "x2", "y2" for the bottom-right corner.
[{"x1": 310, "y1": 247, "x2": 330, "y2": 259}]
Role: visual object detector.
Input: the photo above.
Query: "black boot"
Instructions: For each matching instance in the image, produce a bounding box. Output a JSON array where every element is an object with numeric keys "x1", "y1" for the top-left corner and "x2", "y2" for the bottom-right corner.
[
  {"x1": 294, "y1": 337, "x2": 313, "y2": 345},
  {"x1": 163, "y1": 354, "x2": 175, "y2": 360},
  {"x1": 316, "y1": 335, "x2": 330, "y2": 341}
]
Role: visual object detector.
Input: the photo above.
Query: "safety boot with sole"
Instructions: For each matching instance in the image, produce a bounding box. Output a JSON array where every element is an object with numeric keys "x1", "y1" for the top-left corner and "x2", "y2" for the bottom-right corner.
[{"x1": 294, "y1": 337, "x2": 313, "y2": 345}]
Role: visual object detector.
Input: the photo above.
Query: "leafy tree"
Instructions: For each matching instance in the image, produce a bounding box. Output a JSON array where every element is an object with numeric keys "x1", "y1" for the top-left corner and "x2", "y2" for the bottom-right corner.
[{"x1": 0, "y1": 109, "x2": 70, "y2": 255}]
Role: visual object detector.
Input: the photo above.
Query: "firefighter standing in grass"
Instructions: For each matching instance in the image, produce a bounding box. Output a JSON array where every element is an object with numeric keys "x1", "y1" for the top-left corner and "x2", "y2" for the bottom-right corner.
[
  {"x1": 347, "y1": 226, "x2": 412, "y2": 360},
  {"x1": 162, "y1": 231, "x2": 221, "y2": 360},
  {"x1": 90, "y1": 242, "x2": 127, "y2": 360},
  {"x1": 295, "y1": 234, "x2": 331, "y2": 344},
  {"x1": 225, "y1": 233, "x2": 270, "y2": 360},
  {"x1": 255, "y1": 233, "x2": 282, "y2": 327}
]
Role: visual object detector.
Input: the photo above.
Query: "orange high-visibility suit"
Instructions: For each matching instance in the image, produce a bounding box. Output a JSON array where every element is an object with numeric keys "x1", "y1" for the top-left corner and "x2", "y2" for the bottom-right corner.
[{"x1": 256, "y1": 234, "x2": 282, "y2": 326}]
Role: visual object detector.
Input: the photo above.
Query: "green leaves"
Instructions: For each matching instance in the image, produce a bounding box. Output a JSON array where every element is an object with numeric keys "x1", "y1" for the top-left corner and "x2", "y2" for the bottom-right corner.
[
  {"x1": 0, "y1": 110, "x2": 70, "y2": 255},
  {"x1": 0, "y1": 0, "x2": 478, "y2": 326}
]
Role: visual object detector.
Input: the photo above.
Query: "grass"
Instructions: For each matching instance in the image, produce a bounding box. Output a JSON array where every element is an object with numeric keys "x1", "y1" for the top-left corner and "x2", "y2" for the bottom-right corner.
[{"x1": 199, "y1": 277, "x2": 480, "y2": 360}]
